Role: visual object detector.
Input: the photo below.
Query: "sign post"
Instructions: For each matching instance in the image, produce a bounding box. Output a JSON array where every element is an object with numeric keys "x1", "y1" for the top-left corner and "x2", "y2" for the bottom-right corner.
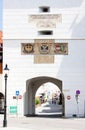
[
  {"x1": 75, "y1": 90, "x2": 80, "y2": 117},
  {"x1": 15, "y1": 91, "x2": 20, "y2": 116},
  {"x1": 11, "y1": 91, "x2": 22, "y2": 116}
]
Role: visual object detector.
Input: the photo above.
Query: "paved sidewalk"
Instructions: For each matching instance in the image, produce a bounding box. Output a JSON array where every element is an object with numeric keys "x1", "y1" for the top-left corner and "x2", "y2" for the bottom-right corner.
[
  {"x1": 0, "y1": 115, "x2": 85, "y2": 130},
  {"x1": 0, "y1": 128, "x2": 26, "y2": 130},
  {"x1": 0, "y1": 127, "x2": 76, "y2": 130}
]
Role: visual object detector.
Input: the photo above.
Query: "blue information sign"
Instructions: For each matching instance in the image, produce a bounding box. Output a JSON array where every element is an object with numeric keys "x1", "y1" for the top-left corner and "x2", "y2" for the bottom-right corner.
[{"x1": 16, "y1": 91, "x2": 20, "y2": 96}]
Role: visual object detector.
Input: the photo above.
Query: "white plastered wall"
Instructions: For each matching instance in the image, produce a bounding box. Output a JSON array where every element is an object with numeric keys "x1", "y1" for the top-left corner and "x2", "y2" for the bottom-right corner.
[{"x1": 3, "y1": 0, "x2": 85, "y2": 117}]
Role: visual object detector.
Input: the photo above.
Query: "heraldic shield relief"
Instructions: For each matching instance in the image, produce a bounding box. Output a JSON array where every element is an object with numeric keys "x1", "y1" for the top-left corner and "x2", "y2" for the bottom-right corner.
[
  {"x1": 21, "y1": 43, "x2": 34, "y2": 54},
  {"x1": 39, "y1": 43, "x2": 49, "y2": 54},
  {"x1": 54, "y1": 43, "x2": 68, "y2": 55},
  {"x1": 21, "y1": 41, "x2": 68, "y2": 55}
]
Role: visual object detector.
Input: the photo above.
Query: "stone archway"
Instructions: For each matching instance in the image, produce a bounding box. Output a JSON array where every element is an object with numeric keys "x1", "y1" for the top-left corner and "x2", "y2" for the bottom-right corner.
[{"x1": 24, "y1": 76, "x2": 65, "y2": 117}]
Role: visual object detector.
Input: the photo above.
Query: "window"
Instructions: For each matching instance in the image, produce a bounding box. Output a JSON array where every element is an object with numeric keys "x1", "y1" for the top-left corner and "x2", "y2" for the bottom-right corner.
[
  {"x1": 39, "y1": 6, "x2": 50, "y2": 12},
  {"x1": 38, "y1": 30, "x2": 53, "y2": 35}
]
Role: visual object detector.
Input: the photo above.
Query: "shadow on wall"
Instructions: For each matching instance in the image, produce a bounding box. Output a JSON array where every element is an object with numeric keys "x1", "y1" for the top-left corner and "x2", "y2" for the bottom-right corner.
[{"x1": 70, "y1": 16, "x2": 85, "y2": 37}]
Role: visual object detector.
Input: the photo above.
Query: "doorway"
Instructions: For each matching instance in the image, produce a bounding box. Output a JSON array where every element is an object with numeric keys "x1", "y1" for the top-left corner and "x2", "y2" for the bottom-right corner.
[{"x1": 24, "y1": 76, "x2": 65, "y2": 117}]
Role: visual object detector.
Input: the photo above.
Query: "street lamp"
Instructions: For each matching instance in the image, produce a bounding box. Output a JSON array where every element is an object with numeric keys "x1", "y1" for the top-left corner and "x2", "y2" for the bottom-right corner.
[{"x1": 3, "y1": 64, "x2": 9, "y2": 127}]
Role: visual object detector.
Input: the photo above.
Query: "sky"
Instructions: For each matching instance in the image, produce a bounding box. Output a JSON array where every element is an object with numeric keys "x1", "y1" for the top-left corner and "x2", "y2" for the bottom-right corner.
[{"x1": 0, "y1": 0, "x2": 2, "y2": 30}]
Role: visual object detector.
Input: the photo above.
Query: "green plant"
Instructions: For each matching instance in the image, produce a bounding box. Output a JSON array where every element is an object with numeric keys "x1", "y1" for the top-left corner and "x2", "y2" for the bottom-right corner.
[{"x1": 35, "y1": 97, "x2": 40, "y2": 105}]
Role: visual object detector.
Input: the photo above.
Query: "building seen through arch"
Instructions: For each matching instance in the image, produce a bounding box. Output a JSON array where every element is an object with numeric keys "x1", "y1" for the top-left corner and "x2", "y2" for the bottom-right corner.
[{"x1": 35, "y1": 82, "x2": 63, "y2": 116}]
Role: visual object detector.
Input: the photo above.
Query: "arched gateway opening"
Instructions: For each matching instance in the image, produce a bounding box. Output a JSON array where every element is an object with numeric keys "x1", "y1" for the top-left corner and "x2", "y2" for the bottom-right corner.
[{"x1": 24, "y1": 76, "x2": 65, "y2": 117}]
